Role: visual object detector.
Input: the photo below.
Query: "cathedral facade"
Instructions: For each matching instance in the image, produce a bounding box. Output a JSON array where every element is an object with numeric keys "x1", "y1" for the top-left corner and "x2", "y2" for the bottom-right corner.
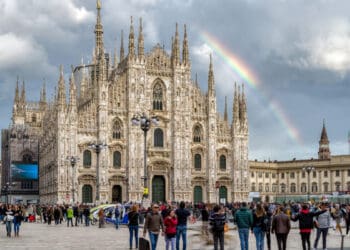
[{"x1": 2, "y1": 2, "x2": 249, "y2": 204}]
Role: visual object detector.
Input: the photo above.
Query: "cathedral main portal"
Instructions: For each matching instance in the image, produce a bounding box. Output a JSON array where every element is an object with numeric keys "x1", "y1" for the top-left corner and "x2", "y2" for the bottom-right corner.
[{"x1": 152, "y1": 175, "x2": 165, "y2": 202}]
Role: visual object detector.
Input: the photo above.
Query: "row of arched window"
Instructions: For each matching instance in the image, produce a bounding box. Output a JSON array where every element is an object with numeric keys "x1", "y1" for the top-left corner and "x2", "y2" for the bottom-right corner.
[
  {"x1": 194, "y1": 154, "x2": 227, "y2": 171},
  {"x1": 251, "y1": 182, "x2": 350, "y2": 193},
  {"x1": 82, "y1": 149, "x2": 227, "y2": 171}
]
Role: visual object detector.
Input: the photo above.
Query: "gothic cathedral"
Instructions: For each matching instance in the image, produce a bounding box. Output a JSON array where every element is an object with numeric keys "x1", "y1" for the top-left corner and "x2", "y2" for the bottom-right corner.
[{"x1": 9, "y1": 2, "x2": 249, "y2": 204}]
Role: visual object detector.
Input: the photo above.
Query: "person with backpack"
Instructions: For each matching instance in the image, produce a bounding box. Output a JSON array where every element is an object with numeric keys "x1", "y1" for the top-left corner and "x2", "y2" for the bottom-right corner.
[
  {"x1": 234, "y1": 202, "x2": 253, "y2": 250},
  {"x1": 263, "y1": 204, "x2": 273, "y2": 250},
  {"x1": 252, "y1": 203, "x2": 267, "y2": 250},
  {"x1": 313, "y1": 202, "x2": 331, "y2": 250},
  {"x1": 209, "y1": 205, "x2": 226, "y2": 250},
  {"x1": 291, "y1": 203, "x2": 327, "y2": 250}
]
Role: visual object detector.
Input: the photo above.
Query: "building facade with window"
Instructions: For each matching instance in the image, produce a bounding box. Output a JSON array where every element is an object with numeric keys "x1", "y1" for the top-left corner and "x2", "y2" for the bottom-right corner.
[
  {"x1": 249, "y1": 122, "x2": 350, "y2": 202},
  {"x1": 2, "y1": 2, "x2": 249, "y2": 204}
]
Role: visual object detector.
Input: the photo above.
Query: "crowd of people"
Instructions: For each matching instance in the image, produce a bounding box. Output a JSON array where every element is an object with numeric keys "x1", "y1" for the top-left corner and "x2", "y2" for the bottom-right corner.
[{"x1": 0, "y1": 200, "x2": 349, "y2": 250}]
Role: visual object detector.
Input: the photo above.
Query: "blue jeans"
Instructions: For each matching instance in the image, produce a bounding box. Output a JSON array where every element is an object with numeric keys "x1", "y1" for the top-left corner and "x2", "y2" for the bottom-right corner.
[
  {"x1": 176, "y1": 225, "x2": 187, "y2": 250},
  {"x1": 115, "y1": 217, "x2": 119, "y2": 229},
  {"x1": 84, "y1": 216, "x2": 90, "y2": 226},
  {"x1": 129, "y1": 225, "x2": 139, "y2": 249},
  {"x1": 166, "y1": 235, "x2": 176, "y2": 250},
  {"x1": 253, "y1": 227, "x2": 265, "y2": 250},
  {"x1": 13, "y1": 222, "x2": 21, "y2": 233},
  {"x1": 149, "y1": 232, "x2": 160, "y2": 250},
  {"x1": 6, "y1": 221, "x2": 12, "y2": 236},
  {"x1": 238, "y1": 228, "x2": 249, "y2": 250}
]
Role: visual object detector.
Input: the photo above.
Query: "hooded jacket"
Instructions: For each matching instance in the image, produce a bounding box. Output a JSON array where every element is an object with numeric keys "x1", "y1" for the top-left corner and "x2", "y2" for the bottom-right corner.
[{"x1": 292, "y1": 208, "x2": 326, "y2": 233}]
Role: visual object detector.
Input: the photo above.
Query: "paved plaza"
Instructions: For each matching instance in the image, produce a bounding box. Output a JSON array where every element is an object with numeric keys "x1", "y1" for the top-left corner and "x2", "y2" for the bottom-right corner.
[{"x1": 0, "y1": 221, "x2": 349, "y2": 249}]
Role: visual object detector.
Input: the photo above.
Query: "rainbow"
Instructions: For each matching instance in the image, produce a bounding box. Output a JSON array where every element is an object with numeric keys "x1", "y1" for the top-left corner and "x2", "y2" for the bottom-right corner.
[{"x1": 200, "y1": 30, "x2": 302, "y2": 144}]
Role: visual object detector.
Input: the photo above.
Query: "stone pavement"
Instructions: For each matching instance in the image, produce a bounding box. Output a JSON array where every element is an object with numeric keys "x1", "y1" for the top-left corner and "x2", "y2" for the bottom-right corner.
[{"x1": 0, "y1": 221, "x2": 349, "y2": 249}]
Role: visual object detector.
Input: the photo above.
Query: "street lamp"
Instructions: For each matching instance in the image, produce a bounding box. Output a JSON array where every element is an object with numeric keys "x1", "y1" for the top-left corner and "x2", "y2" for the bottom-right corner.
[
  {"x1": 131, "y1": 113, "x2": 158, "y2": 200},
  {"x1": 2, "y1": 182, "x2": 16, "y2": 204},
  {"x1": 303, "y1": 166, "x2": 315, "y2": 201},
  {"x1": 66, "y1": 156, "x2": 79, "y2": 204},
  {"x1": 88, "y1": 142, "x2": 107, "y2": 203}
]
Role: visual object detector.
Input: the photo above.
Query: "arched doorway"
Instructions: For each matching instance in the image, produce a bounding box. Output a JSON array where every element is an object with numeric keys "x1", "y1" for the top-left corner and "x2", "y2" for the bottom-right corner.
[
  {"x1": 219, "y1": 186, "x2": 227, "y2": 204},
  {"x1": 152, "y1": 175, "x2": 165, "y2": 202},
  {"x1": 112, "y1": 185, "x2": 122, "y2": 203},
  {"x1": 193, "y1": 186, "x2": 203, "y2": 204},
  {"x1": 82, "y1": 185, "x2": 93, "y2": 203}
]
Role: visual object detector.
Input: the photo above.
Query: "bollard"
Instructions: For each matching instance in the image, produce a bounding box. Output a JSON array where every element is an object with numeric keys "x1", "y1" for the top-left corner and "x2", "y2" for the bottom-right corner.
[{"x1": 340, "y1": 234, "x2": 345, "y2": 250}]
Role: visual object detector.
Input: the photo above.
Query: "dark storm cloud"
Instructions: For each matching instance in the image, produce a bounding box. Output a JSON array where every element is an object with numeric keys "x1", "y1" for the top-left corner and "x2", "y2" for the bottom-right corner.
[{"x1": 1, "y1": 0, "x2": 349, "y2": 160}]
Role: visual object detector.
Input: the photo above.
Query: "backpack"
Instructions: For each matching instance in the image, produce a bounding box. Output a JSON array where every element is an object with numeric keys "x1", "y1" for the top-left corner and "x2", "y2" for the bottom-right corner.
[
  {"x1": 212, "y1": 218, "x2": 225, "y2": 232},
  {"x1": 261, "y1": 216, "x2": 270, "y2": 232}
]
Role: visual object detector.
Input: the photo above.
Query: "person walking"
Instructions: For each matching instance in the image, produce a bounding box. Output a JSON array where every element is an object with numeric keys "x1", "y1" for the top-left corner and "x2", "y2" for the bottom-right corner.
[
  {"x1": 263, "y1": 204, "x2": 273, "y2": 250},
  {"x1": 143, "y1": 204, "x2": 164, "y2": 250},
  {"x1": 175, "y1": 201, "x2": 191, "y2": 250},
  {"x1": 98, "y1": 208, "x2": 104, "y2": 228},
  {"x1": 271, "y1": 206, "x2": 290, "y2": 250},
  {"x1": 252, "y1": 203, "x2": 266, "y2": 250},
  {"x1": 13, "y1": 205, "x2": 23, "y2": 237},
  {"x1": 292, "y1": 203, "x2": 327, "y2": 250},
  {"x1": 313, "y1": 202, "x2": 331, "y2": 250},
  {"x1": 164, "y1": 209, "x2": 178, "y2": 250},
  {"x1": 5, "y1": 205, "x2": 14, "y2": 237},
  {"x1": 209, "y1": 205, "x2": 226, "y2": 250},
  {"x1": 128, "y1": 204, "x2": 140, "y2": 250},
  {"x1": 73, "y1": 204, "x2": 79, "y2": 226},
  {"x1": 66, "y1": 206, "x2": 74, "y2": 227},
  {"x1": 201, "y1": 204, "x2": 210, "y2": 243},
  {"x1": 83, "y1": 205, "x2": 90, "y2": 226},
  {"x1": 234, "y1": 202, "x2": 253, "y2": 250},
  {"x1": 345, "y1": 204, "x2": 350, "y2": 235}
]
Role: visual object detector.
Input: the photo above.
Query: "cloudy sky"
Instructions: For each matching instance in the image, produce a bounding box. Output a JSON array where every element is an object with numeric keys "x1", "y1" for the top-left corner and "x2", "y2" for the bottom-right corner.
[{"x1": 1, "y1": 0, "x2": 349, "y2": 161}]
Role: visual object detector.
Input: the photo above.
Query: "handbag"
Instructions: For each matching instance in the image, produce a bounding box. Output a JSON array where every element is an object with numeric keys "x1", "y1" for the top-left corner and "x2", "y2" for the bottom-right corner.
[
  {"x1": 5, "y1": 215, "x2": 14, "y2": 221},
  {"x1": 224, "y1": 223, "x2": 229, "y2": 233}
]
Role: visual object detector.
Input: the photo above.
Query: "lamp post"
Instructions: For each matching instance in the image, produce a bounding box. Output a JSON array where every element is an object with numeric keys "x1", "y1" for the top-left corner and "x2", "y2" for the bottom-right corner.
[
  {"x1": 131, "y1": 113, "x2": 158, "y2": 200},
  {"x1": 303, "y1": 166, "x2": 315, "y2": 201},
  {"x1": 67, "y1": 156, "x2": 79, "y2": 204},
  {"x1": 2, "y1": 182, "x2": 16, "y2": 204},
  {"x1": 89, "y1": 142, "x2": 107, "y2": 203}
]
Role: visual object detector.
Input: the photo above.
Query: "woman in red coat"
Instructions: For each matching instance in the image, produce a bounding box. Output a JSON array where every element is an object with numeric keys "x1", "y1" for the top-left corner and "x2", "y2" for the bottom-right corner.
[{"x1": 164, "y1": 210, "x2": 178, "y2": 250}]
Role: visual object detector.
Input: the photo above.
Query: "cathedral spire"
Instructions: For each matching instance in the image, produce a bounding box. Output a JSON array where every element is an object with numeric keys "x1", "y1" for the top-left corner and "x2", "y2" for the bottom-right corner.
[
  {"x1": 224, "y1": 96, "x2": 228, "y2": 122},
  {"x1": 318, "y1": 119, "x2": 330, "y2": 160},
  {"x1": 172, "y1": 23, "x2": 180, "y2": 65},
  {"x1": 195, "y1": 73, "x2": 199, "y2": 87},
  {"x1": 20, "y1": 80, "x2": 26, "y2": 105},
  {"x1": 128, "y1": 16, "x2": 135, "y2": 58},
  {"x1": 94, "y1": 0, "x2": 104, "y2": 59},
  {"x1": 182, "y1": 24, "x2": 189, "y2": 65},
  {"x1": 40, "y1": 78, "x2": 47, "y2": 103},
  {"x1": 208, "y1": 54, "x2": 215, "y2": 96},
  {"x1": 14, "y1": 76, "x2": 20, "y2": 104},
  {"x1": 232, "y1": 83, "x2": 240, "y2": 127},
  {"x1": 240, "y1": 84, "x2": 248, "y2": 131},
  {"x1": 138, "y1": 17, "x2": 144, "y2": 58},
  {"x1": 120, "y1": 30, "x2": 125, "y2": 61},
  {"x1": 57, "y1": 65, "x2": 66, "y2": 110},
  {"x1": 113, "y1": 38, "x2": 118, "y2": 67},
  {"x1": 68, "y1": 71, "x2": 77, "y2": 112}
]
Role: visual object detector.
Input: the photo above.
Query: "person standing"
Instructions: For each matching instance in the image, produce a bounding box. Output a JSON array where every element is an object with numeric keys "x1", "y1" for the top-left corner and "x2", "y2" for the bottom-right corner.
[
  {"x1": 292, "y1": 203, "x2": 327, "y2": 250},
  {"x1": 73, "y1": 204, "x2": 79, "y2": 226},
  {"x1": 209, "y1": 205, "x2": 226, "y2": 250},
  {"x1": 201, "y1": 204, "x2": 210, "y2": 242},
  {"x1": 313, "y1": 202, "x2": 331, "y2": 250},
  {"x1": 143, "y1": 204, "x2": 164, "y2": 250},
  {"x1": 5, "y1": 205, "x2": 14, "y2": 237},
  {"x1": 98, "y1": 208, "x2": 104, "y2": 228},
  {"x1": 263, "y1": 204, "x2": 273, "y2": 250},
  {"x1": 66, "y1": 206, "x2": 74, "y2": 227},
  {"x1": 234, "y1": 202, "x2": 253, "y2": 250},
  {"x1": 114, "y1": 204, "x2": 120, "y2": 229},
  {"x1": 128, "y1": 205, "x2": 140, "y2": 250},
  {"x1": 345, "y1": 204, "x2": 350, "y2": 235},
  {"x1": 164, "y1": 210, "x2": 178, "y2": 250},
  {"x1": 271, "y1": 206, "x2": 290, "y2": 250},
  {"x1": 252, "y1": 203, "x2": 266, "y2": 250},
  {"x1": 83, "y1": 205, "x2": 90, "y2": 226},
  {"x1": 175, "y1": 201, "x2": 191, "y2": 250}
]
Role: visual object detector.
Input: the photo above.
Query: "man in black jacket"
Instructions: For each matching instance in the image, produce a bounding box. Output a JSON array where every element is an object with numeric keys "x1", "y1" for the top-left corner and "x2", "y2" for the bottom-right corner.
[
  {"x1": 209, "y1": 205, "x2": 226, "y2": 250},
  {"x1": 175, "y1": 201, "x2": 191, "y2": 250}
]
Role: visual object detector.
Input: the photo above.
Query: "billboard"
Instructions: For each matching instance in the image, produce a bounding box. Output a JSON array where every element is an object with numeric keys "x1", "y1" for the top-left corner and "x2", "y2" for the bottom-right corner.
[{"x1": 11, "y1": 163, "x2": 38, "y2": 180}]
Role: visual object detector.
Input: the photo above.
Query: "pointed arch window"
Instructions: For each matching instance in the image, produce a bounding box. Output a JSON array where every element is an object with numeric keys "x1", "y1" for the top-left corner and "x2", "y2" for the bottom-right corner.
[
  {"x1": 219, "y1": 155, "x2": 226, "y2": 171},
  {"x1": 194, "y1": 154, "x2": 201, "y2": 171},
  {"x1": 193, "y1": 126, "x2": 201, "y2": 143},
  {"x1": 153, "y1": 83, "x2": 163, "y2": 110},
  {"x1": 154, "y1": 128, "x2": 164, "y2": 147},
  {"x1": 113, "y1": 151, "x2": 121, "y2": 168},
  {"x1": 112, "y1": 120, "x2": 122, "y2": 139},
  {"x1": 83, "y1": 150, "x2": 92, "y2": 167}
]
